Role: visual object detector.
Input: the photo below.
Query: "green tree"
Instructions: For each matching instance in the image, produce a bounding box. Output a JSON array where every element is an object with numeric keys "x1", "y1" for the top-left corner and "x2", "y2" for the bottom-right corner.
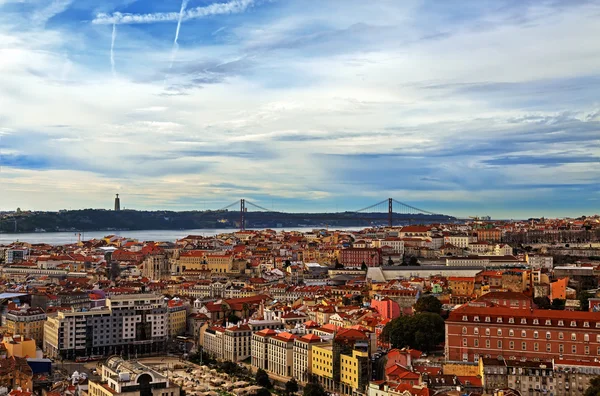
[
  {"x1": 380, "y1": 312, "x2": 445, "y2": 353},
  {"x1": 361, "y1": 261, "x2": 368, "y2": 271},
  {"x1": 334, "y1": 258, "x2": 344, "y2": 269},
  {"x1": 256, "y1": 368, "x2": 272, "y2": 388},
  {"x1": 533, "y1": 296, "x2": 551, "y2": 309},
  {"x1": 253, "y1": 389, "x2": 271, "y2": 396},
  {"x1": 303, "y1": 382, "x2": 327, "y2": 396},
  {"x1": 585, "y1": 376, "x2": 600, "y2": 396},
  {"x1": 285, "y1": 378, "x2": 299, "y2": 396},
  {"x1": 387, "y1": 257, "x2": 394, "y2": 266},
  {"x1": 414, "y1": 295, "x2": 442, "y2": 315},
  {"x1": 409, "y1": 256, "x2": 419, "y2": 266}
]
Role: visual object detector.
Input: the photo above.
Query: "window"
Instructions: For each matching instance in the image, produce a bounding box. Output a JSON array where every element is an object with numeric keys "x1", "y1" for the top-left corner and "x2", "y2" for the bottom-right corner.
[
  {"x1": 584, "y1": 322, "x2": 590, "y2": 328},
  {"x1": 474, "y1": 339, "x2": 479, "y2": 347},
  {"x1": 462, "y1": 327, "x2": 467, "y2": 334},
  {"x1": 486, "y1": 328, "x2": 491, "y2": 336},
  {"x1": 474, "y1": 328, "x2": 479, "y2": 335},
  {"x1": 462, "y1": 316, "x2": 468, "y2": 322},
  {"x1": 534, "y1": 343, "x2": 539, "y2": 351},
  {"x1": 474, "y1": 316, "x2": 480, "y2": 322},
  {"x1": 572, "y1": 345, "x2": 577, "y2": 354},
  {"x1": 558, "y1": 320, "x2": 564, "y2": 326},
  {"x1": 463, "y1": 338, "x2": 468, "y2": 347},
  {"x1": 534, "y1": 319, "x2": 539, "y2": 325},
  {"x1": 546, "y1": 332, "x2": 551, "y2": 339},
  {"x1": 485, "y1": 317, "x2": 491, "y2": 322},
  {"x1": 509, "y1": 318, "x2": 514, "y2": 324},
  {"x1": 572, "y1": 333, "x2": 577, "y2": 341},
  {"x1": 522, "y1": 342, "x2": 527, "y2": 350},
  {"x1": 486, "y1": 340, "x2": 491, "y2": 348},
  {"x1": 559, "y1": 344, "x2": 564, "y2": 353},
  {"x1": 546, "y1": 320, "x2": 552, "y2": 325},
  {"x1": 571, "y1": 321, "x2": 577, "y2": 327},
  {"x1": 497, "y1": 317, "x2": 503, "y2": 323},
  {"x1": 521, "y1": 318, "x2": 527, "y2": 324},
  {"x1": 498, "y1": 329, "x2": 502, "y2": 336},
  {"x1": 509, "y1": 330, "x2": 514, "y2": 337},
  {"x1": 534, "y1": 331, "x2": 539, "y2": 339},
  {"x1": 586, "y1": 346, "x2": 590, "y2": 355},
  {"x1": 559, "y1": 332, "x2": 564, "y2": 340},
  {"x1": 498, "y1": 340, "x2": 502, "y2": 348},
  {"x1": 509, "y1": 341, "x2": 514, "y2": 350},
  {"x1": 585, "y1": 334, "x2": 589, "y2": 342},
  {"x1": 522, "y1": 330, "x2": 527, "y2": 337}
]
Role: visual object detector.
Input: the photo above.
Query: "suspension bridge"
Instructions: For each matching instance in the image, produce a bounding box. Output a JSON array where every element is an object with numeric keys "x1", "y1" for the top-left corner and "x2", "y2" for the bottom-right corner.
[{"x1": 216, "y1": 198, "x2": 454, "y2": 230}]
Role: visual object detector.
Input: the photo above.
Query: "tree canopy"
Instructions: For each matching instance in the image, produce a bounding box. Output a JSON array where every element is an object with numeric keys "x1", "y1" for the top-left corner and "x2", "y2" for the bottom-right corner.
[
  {"x1": 585, "y1": 376, "x2": 600, "y2": 396},
  {"x1": 414, "y1": 295, "x2": 442, "y2": 315},
  {"x1": 380, "y1": 312, "x2": 445, "y2": 353},
  {"x1": 303, "y1": 382, "x2": 327, "y2": 396},
  {"x1": 285, "y1": 378, "x2": 299, "y2": 396},
  {"x1": 255, "y1": 368, "x2": 272, "y2": 389}
]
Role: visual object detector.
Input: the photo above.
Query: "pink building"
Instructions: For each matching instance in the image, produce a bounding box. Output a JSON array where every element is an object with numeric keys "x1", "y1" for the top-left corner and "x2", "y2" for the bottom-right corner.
[{"x1": 371, "y1": 296, "x2": 401, "y2": 320}]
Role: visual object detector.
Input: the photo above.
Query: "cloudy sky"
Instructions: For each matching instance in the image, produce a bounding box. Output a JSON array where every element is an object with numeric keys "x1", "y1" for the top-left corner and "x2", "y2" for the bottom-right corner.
[{"x1": 1, "y1": 0, "x2": 599, "y2": 218}]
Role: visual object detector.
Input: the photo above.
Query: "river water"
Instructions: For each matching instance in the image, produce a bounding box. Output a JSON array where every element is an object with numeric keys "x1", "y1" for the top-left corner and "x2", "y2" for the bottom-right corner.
[{"x1": 0, "y1": 227, "x2": 364, "y2": 245}]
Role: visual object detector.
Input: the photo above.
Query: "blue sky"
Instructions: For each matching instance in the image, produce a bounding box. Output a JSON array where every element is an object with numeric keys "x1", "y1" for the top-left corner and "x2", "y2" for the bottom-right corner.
[{"x1": 0, "y1": 0, "x2": 599, "y2": 218}]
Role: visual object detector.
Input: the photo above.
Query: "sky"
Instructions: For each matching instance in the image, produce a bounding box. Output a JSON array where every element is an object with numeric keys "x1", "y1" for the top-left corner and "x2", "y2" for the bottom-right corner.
[{"x1": 0, "y1": 0, "x2": 599, "y2": 218}]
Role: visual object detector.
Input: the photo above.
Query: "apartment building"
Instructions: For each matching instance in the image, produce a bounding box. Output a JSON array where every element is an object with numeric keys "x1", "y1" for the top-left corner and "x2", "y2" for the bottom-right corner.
[
  {"x1": 293, "y1": 333, "x2": 324, "y2": 383},
  {"x1": 223, "y1": 324, "x2": 252, "y2": 362},
  {"x1": 446, "y1": 303, "x2": 600, "y2": 363},
  {"x1": 312, "y1": 343, "x2": 335, "y2": 392},
  {"x1": 167, "y1": 300, "x2": 188, "y2": 337},
  {"x1": 267, "y1": 332, "x2": 296, "y2": 378},
  {"x1": 5, "y1": 305, "x2": 47, "y2": 346},
  {"x1": 202, "y1": 325, "x2": 225, "y2": 360},
  {"x1": 251, "y1": 328, "x2": 276, "y2": 371},
  {"x1": 340, "y1": 248, "x2": 382, "y2": 268},
  {"x1": 43, "y1": 294, "x2": 168, "y2": 359}
]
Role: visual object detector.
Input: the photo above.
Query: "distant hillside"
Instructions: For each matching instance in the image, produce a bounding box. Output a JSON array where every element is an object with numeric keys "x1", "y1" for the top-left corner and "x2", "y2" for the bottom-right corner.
[{"x1": 0, "y1": 209, "x2": 455, "y2": 233}]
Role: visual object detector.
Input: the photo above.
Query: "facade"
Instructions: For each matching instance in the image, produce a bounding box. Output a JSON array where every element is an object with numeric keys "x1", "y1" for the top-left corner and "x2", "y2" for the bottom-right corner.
[
  {"x1": 43, "y1": 294, "x2": 168, "y2": 359},
  {"x1": 293, "y1": 333, "x2": 323, "y2": 383},
  {"x1": 89, "y1": 356, "x2": 180, "y2": 396},
  {"x1": 167, "y1": 301, "x2": 188, "y2": 338},
  {"x1": 223, "y1": 324, "x2": 252, "y2": 362},
  {"x1": 312, "y1": 343, "x2": 335, "y2": 392},
  {"x1": 202, "y1": 326, "x2": 225, "y2": 360},
  {"x1": 340, "y1": 349, "x2": 370, "y2": 395},
  {"x1": 446, "y1": 303, "x2": 600, "y2": 363},
  {"x1": 2, "y1": 335, "x2": 36, "y2": 358},
  {"x1": 267, "y1": 332, "x2": 296, "y2": 378},
  {"x1": 251, "y1": 329, "x2": 276, "y2": 371},
  {"x1": 5, "y1": 306, "x2": 47, "y2": 346},
  {"x1": 340, "y1": 248, "x2": 382, "y2": 268}
]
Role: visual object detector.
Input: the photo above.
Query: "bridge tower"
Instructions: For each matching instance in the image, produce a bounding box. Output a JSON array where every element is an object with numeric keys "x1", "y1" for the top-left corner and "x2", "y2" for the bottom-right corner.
[
  {"x1": 388, "y1": 198, "x2": 393, "y2": 227},
  {"x1": 240, "y1": 199, "x2": 246, "y2": 231}
]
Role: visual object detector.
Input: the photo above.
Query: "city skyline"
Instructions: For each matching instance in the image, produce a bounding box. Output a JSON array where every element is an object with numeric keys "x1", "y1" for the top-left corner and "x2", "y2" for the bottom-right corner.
[{"x1": 1, "y1": 0, "x2": 599, "y2": 218}]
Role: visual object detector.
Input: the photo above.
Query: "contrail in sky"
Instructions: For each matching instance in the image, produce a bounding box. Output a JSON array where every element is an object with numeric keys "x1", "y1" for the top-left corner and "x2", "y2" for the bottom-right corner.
[
  {"x1": 169, "y1": 0, "x2": 189, "y2": 71},
  {"x1": 110, "y1": 23, "x2": 117, "y2": 77}
]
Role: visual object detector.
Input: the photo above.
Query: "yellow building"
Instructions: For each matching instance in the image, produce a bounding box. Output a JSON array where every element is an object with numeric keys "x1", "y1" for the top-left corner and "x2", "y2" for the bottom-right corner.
[
  {"x1": 168, "y1": 301, "x2": 188, "y2": 337},
  {"x1": 177, "y1": 251, "x2": 233, "y2": 273},
  {"x1": 5, "y1": 306, "x2": 47, "y2": 346},
  {"x1": 2, "y1": 335, "x2": 37, "y2": 358},
  {"x1": 340, "y1": 350, "x2": 369, "y2": 395},
  {"x1": 311, "y1": 344, "x2": 335, "y2": 391}
]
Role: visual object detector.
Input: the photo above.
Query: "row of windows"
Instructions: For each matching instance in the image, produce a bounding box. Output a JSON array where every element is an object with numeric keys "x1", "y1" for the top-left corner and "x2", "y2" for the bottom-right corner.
[
  {"x1": 463, "y1": 316, "x2": 596, "y2": 328},
  {"x1": 463, "y1": 338, "x2": 596, "y2": 355},
  {"x1": 462, "y1": 327, "x2": 594, "y2": 341}
]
